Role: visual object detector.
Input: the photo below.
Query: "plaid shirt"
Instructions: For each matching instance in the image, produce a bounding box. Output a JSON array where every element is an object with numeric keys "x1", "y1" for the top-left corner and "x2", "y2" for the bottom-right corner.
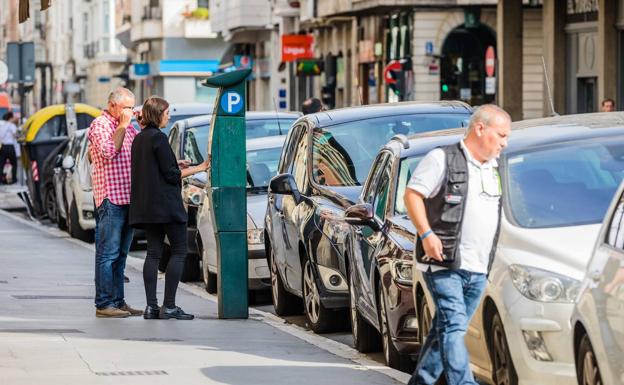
[{"x1": 88, "y1": 110, "x2": 137, "y2": 207}]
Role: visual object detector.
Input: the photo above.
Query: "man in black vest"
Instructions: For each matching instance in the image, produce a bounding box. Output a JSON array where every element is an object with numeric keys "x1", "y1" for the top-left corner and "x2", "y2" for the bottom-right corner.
[{"x1": 404, "y1": 104, "x2": 511, "y2": 385}]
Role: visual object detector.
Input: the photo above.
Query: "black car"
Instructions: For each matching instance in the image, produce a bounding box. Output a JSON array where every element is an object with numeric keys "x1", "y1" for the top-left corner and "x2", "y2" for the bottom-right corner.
[
  {"x1": 343, "y1": 131, "x2": 461, "y2": 371},
  {"x1": 265, "y1": 101, "x2": 472, "y2": 333},
  {"x1": 164, "y1": 111, "x2": 301, "y2": 281}
]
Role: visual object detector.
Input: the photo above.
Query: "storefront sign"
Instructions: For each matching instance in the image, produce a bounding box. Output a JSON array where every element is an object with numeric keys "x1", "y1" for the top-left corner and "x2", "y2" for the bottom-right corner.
[
  {"x1": 428, "y1": 59, "x2": 439, "y2": 75},
  {"x1": 485, "y1": 76, "x2": 496, "y2": 95},
  {"x1": 567, "y1": 0, "x2": 598, "y2": 14},
  {"x1": 281, "y1": 34, "x2": 314, "y2": 62},
  {"x1": 425, "y1": 41, "x2": 434, "y2": 56},
  {"x1": 485, "y1": 46, "x2": 495, "y2": 77}
]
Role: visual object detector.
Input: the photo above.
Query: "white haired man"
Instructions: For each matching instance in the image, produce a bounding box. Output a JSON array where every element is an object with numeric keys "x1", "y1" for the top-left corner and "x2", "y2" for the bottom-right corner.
[
  {"x1": 404, "y1": 104, "x2": 511, "y2": 384},
  {"x1": 89, "y1": 87, "x2": 142, "y2": 318}
]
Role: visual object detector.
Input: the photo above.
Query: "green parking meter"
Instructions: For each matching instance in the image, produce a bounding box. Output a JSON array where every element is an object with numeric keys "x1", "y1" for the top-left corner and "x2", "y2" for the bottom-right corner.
[{"x1": 202, "y1": 69, "x2": 251, "y2": 319}]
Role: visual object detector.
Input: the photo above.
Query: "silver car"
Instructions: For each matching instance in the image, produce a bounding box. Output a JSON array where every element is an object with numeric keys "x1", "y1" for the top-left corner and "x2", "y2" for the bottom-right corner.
[
  {"x1": 196, "y1": 135, "x2": 287, "y2": 293},
  {"x1": 571, "y1": 181, "x2": 624, "y2": 385}
]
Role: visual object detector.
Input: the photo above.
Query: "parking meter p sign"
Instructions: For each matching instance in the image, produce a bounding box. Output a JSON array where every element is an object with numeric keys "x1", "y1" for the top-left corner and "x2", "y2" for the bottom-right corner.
[{"x1": 220, "y1": 91, "x2": 243, "y2": 114}]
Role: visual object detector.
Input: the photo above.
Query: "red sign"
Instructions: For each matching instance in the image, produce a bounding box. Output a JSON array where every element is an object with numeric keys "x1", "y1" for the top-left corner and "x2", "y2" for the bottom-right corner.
[
  {"x1": 281, "y1": 34, "x2": 314, "y2": 62},
  {"x1": 485, "y1": 46, "x2": 496, "y2": 77},
  {"x1": 383, "y1": 60, "x2": 402, "y2": 84}
]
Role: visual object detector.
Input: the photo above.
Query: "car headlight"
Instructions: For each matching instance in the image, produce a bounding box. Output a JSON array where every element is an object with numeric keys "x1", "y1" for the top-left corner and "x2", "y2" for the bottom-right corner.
[
  {"x1": 391, "y1": 259, "x2": 413, "y2": 286},
  {"x1": 247, "y1": 228, "x2": 264, "y2": 245},
  {"x1": 509, "y1": 264, "x2": 581, "y2": 303},
  {"x1": 183, "y1": 185, "x2": 205, "y2": 206}
]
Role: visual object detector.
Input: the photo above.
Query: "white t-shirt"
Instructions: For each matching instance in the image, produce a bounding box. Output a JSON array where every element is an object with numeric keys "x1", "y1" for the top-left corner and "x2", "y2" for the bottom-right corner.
[
  {"x1": 0, "y1": 121, "x2": 17, "y2": 145},
  {"x1": 407, "y1": 140, "x2": 501, "y2": 274}
]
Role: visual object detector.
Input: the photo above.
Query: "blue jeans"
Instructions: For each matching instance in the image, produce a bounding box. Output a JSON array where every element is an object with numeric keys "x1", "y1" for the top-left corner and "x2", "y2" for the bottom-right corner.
[
  {"x1": 409, "y1": 269, "x2": 487, "y2": 385},
  {"x1": 94, "y1": 199, "x2": 134, "y2": 309}
]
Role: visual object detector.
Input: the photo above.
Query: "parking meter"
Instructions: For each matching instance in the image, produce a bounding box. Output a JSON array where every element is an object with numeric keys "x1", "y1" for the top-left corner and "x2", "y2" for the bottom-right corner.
[{"x1": 202, "y1": 69, "x2": 251, "y2": 319}]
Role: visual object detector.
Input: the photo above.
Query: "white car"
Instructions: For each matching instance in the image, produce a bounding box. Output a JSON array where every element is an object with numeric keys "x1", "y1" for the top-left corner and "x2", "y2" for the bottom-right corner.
[
  {"x1": 54, "y1": 129, "x2": 95, "y2": 242},
  {"x1": 196, "y1": 135, "x2": 287, "y2": 293},
  {"x1": 413, "y1": 112, "x2": 624, "y2": 385},
  {"x1": 571, "y1": 181, "x2": 624, "y2": 385}
]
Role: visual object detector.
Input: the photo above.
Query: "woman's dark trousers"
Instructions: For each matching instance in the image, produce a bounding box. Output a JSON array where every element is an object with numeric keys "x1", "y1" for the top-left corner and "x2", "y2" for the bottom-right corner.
[{"x1": 143, "y1": 222, "x2": 187, "y2": 308}]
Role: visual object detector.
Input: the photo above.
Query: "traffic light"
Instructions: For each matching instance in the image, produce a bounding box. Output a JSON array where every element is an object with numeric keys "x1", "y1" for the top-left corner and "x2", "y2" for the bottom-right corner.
[{"x1": 442, "y1": 84, "x2": 449, "y2": 93}]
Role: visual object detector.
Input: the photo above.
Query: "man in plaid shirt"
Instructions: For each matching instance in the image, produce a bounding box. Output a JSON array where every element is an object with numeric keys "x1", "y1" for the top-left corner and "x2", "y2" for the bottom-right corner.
[{"x1": 89, "y1": 87, "x2": 142, "y2": 318}]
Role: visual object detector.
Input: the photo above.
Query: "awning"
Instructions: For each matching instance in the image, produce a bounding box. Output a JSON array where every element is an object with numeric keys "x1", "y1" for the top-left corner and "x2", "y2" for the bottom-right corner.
[{"x1": 154, "y1": 60, "x2": 220, "y2": 77}]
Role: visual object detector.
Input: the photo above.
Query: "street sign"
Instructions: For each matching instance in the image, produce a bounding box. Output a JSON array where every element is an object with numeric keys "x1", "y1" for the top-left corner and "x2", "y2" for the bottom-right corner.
[
  {"x1": 6, "y1": 42, "x2": 35, "y2": 83},
  {"x1": 485, "y1": 76, "x2": 496, "y2": 95},
  {"x1": 383, "y1": 60, "x2": 402, "y2": 84},
  {"x1": 485, "y1": 46, "x2": 496, "y2": 77},
  {"x1": 219, "y1": 90, "x2": 243, "y2": 114},
  {"x1": 0, "y1": 60, "x2": 7, "y2": 84},
  {"x1": 425, "y1": 41, "x2": 434, "y2": 56},
  {"x1": 281, "y1": 34, "x2": 314, "y2": 62}
]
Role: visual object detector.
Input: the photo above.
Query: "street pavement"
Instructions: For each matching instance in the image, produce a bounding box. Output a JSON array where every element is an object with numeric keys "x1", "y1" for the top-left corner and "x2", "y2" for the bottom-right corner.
[{"x1": 0, "y1": 204, "x2": 410, "y2": 385}]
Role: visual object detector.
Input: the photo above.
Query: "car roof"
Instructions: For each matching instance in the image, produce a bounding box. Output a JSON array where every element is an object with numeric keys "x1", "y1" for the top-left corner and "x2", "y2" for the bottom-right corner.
[
  {"x1": 179, "y1": 111, "x2": 302, "y2": 129},
  {"x1": 168, "y1": 103, "x2": 214, "y2": 116},
  {"x1": 246, "y1": 135, "x2": 287, "y2": 151},
  {"x1": 393, "y1": 111, "x2": 624, "y2": 158},
  {"x1": 299, "y1": 101, "x2": 472, "y2": 128}
]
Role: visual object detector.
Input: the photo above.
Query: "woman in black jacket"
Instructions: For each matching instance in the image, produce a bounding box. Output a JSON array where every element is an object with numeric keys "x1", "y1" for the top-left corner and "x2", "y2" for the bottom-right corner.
[{"x1": 130, "y1": 96, "x2": 208, "y2": 320}]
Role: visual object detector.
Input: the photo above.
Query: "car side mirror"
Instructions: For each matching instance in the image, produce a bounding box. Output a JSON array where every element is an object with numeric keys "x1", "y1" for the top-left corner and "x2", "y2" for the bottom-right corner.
[
  {"x1": 269, "y1": 173, "x2": 302, "y2": 204},
  {"x1": 344, "y1": 203, "x2": 379, "y2": 230},
  {"x1": 62, "y1": 155, "x2": 75, "y2": 170}
]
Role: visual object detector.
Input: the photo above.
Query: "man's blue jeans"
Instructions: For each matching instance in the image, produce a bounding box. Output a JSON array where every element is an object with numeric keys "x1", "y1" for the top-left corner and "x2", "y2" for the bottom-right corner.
[
  {"x1": 94, "y1": 199, "x2": 134, "y2": 309},
  {"x1": 409, "y1": 269, "x2": 487, "y2": 385}
]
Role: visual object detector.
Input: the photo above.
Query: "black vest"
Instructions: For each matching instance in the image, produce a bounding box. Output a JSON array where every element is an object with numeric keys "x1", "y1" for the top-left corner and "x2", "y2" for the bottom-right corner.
[{"x1": 414, "y1": 143, "x2": 502, "y2": 272}]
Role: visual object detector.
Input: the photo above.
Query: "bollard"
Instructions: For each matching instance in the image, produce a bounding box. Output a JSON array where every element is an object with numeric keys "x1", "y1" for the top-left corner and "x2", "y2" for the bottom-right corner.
[{"x1": 202, "y1": 69, "x2": 251, "y2": 319}]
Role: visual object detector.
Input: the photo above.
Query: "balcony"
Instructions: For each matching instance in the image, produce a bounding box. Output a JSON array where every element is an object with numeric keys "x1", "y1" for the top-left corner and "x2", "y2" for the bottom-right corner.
[
  {"x1": 130, "y1": 6, "x2": 163, "y2": 43},
  {"x1": 184, "y1": 19, "x2": 217, "y2": 39},
  {"x1": 210, "y1": 0, "x2": 271, "y2": 34}
]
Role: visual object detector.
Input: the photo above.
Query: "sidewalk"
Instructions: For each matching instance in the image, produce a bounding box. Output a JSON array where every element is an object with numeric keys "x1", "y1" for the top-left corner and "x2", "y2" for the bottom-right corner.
[{"x1": 0, "y1": 209, "x2": 409, "y2": 385}]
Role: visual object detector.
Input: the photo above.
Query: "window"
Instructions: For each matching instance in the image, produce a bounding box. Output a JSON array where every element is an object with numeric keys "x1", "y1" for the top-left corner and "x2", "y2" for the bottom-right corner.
[
  {"x1": 246, "y1": 119, "x2": 296, "y2": 139},
  {"x1": 279, "y1": 125, "x2": 303, "y2": 174},
  {"x1": 183, "y1": 125, "x2": 209, "y2": 165},
  {"x1": 362, "y1": 152, "x2": 390, "y2": 204},
  {"x1": 373, "y1": 159, "x2": 392, "y2": 220},
  {"x1": 291, "y1": 131, "x2": 309, "y2": 192},
  {"x1": 168, "y1": 125, "x2": 180, "y2": 159},
  {"x1": 247, "y1": 147, "x2": 283, "y2": 188},
  {"x1": 36, "y1": 116, "x2": 67, "y2": 141},
  {"x1": 395, "y1": 155, "x2": 424, "y2": 215},
  {"x1": 607, "y1": 195, "x2": 624, "y2": 249},
  {"x1": 506, "y1": 135, "x2": 624, "y2": 228},
  {"x1": 311, "y1": 113, "x2": 469, "y2": 187},
  {"x1": 77, "y1": 114, "x2": 95, "y2": 130}
]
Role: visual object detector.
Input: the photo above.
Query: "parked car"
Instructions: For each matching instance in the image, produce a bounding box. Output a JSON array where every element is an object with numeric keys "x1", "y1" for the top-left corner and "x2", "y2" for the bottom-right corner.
[
  {"x1": 40, "y1": 138, "x2": 71, "y2": 224},
  {"x1": 165, "y1": 111, "x2": 300, "y2": 282},
  {"x1": 53, "y1": 129, "x2": 95, "y2": 242},
  {"x1": 342, "y1": 132, "x2": 461, "y2": 371},
  {"x1": 265, "y1": 101, "x2": 472, "y2": 333},
  {"x1": 197, "y1": 135, "x2": 287, "y2": 294},
  {"x1": 19, "y1": 103, "x2": 100, "y2": 217},
  {"x1": 407, "y1": 112, "x2": 624, "y2": 385},
  {"x1": 571, "y1": 181, "x2": 624, "y2": 385}
]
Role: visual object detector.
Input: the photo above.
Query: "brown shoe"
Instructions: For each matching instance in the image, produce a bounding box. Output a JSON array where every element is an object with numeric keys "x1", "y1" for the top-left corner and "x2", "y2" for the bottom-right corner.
[
  {"x1": 96, "y1": 307, "x2": 130, "y2": 318},
  {"x1": 119, "y1": 304, "x2": 143, "y2": 316}
]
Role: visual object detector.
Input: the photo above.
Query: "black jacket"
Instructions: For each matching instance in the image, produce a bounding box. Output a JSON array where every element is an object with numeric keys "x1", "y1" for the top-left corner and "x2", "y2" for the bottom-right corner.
[{"x1": 129, "y1": 125, "x2": 186, "y2": 227}]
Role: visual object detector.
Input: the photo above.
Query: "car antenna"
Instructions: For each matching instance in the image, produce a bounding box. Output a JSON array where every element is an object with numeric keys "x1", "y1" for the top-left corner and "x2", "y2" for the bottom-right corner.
[
  {"x1": 272, "y1": 97, "x2": 283, "y2": 136},
  {"x1": 542, "y1": 56, "x2": 559, "y2": 117}
]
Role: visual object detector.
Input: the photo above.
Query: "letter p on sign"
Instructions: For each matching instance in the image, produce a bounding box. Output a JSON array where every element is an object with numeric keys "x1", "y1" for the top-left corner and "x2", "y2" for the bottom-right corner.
[{"x1": 221, "y1": 91, "x2": 243, "y2": 114}]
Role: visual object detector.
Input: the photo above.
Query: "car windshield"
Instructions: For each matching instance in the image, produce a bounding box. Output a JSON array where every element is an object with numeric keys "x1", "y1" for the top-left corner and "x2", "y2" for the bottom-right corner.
[
  {"x1": 395, "y1": 156, "x2": 424, "y2": 215},
  {"x1": 506, "y1": 136, "x2": 624, "y2": 228},
  {"x1": 183, "y1": 119, "x2": 295, "y2": 164},
  {"x1": 247, "y1": 147, "x2": 283, "y2": 189},
  {"x1": 312, "y1": 113, "x2": 470, "y2": 187}
]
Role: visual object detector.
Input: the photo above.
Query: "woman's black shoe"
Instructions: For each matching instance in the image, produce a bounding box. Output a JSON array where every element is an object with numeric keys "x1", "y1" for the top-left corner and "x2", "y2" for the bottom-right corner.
[
  {"x1": 159, "y1": 306, "x2": 194, "y2": 320},
  {"x1": 143, "y1": 305, "x2": 160, "y2": 319}
]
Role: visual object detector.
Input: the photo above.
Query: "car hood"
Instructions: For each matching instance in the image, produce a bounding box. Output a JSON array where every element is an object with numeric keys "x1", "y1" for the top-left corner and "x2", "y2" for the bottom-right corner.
[
  {"x1": 499, "y1": 220, "x2": 602, "y2": 280},
  {"x1": 247, "y1": 193, "x2": 268, "y2": 228}
]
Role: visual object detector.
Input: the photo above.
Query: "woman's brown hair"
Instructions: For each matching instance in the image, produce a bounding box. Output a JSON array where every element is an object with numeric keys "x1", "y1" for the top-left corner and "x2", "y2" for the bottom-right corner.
[{"x1": 139, "y1": 96, "x2": 169, "y2": 128}]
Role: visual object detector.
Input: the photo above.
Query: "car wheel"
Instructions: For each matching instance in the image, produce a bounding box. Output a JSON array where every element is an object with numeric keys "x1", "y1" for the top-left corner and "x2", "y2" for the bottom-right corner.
[
  {"x1": 577, "y1": 334, "x2": 603, "y2": 385},
  {"x1": 378, "y1": 281, "x2": 414, "y2": 372},
  {"x1": 44, "y1": 184, "x2": 57, "y2": 223},
  {"x1": 202, "y1": 247, "x2": 217, "y2": 294},
  {"x1": 269, "y1": 244, "x2": 301, "y2": 316},
  {"x1": 489, "y1": 312, "x2": 518, "y2": 385},
  {"x1": 68, "y1": 199, "x2": 94, "y2": 243},
  {"x1": 349, "y1": 266, "x2": 380, "y2": 352},
  {"x1": 302, "y1": 259, "x2": 334, "y2": 333}
]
